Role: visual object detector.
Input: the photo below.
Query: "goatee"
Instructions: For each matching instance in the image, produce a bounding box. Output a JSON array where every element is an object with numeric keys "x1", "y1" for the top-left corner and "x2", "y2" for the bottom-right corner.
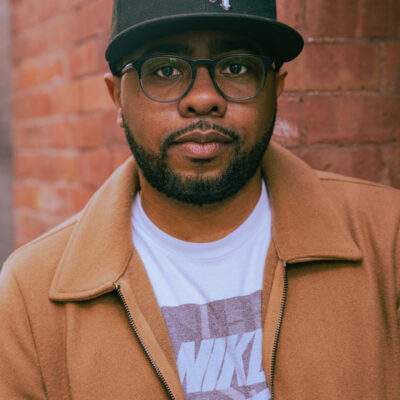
[{"x1": 123, "y1": 115, "x2": 275, "y2": 206}]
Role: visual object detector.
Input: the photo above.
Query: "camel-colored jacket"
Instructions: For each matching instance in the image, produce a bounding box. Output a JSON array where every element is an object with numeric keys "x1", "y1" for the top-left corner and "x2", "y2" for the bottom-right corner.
[{"x1": 1, "y1": 143, "x2": 399, "y2": 399}]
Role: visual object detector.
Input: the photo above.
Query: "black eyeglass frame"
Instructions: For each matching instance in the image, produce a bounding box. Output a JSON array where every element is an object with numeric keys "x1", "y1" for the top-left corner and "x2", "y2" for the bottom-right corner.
[{"x1": 119, "y1": 54, "x2": 277, "y2": 103}]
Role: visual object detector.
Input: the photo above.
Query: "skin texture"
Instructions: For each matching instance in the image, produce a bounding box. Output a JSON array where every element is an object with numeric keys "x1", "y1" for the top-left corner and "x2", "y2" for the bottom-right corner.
[{"x1": 105, "y1": 30, "x2": 286, "y2": 242}]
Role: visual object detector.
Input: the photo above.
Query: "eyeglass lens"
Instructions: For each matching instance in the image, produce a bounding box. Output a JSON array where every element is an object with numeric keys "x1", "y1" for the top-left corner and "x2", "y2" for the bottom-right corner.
[{"x1": 140, "y1": 55, "x2": 266, "y2": 102}]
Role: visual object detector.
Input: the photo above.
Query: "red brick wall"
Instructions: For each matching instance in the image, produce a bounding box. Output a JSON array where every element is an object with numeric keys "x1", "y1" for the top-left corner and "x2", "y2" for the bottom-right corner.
[
  {"x1": 11, "y1": 0, "x2": 400, "y2": 247},
  {"x1": 275, "y1": 0, "x2": 400, "y2": 186}
]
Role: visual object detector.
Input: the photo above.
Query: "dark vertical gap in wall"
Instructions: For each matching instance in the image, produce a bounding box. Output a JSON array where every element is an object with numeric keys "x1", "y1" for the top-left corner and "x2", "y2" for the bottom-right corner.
[{"x1": 0, "y1": 0, "x2": 14, "y2": 265}]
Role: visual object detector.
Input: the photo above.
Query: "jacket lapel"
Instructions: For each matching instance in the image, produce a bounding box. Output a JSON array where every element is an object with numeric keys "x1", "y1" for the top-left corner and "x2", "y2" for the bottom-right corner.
[
  {"x1": 49, "y1": 157, "x2": 139, "y2": 301},
  {"x1": 262, "y1": 143, "x2": 362, "y2": 263}
]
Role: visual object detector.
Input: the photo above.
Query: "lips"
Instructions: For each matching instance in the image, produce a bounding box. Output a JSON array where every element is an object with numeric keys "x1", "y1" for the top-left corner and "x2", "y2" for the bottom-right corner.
[
  {"x1": 173, "y1": 130, "x2": 233, "y2": 144},
  {"x1": 172, "y1": 130, "x2": 233, "y2": 159}
]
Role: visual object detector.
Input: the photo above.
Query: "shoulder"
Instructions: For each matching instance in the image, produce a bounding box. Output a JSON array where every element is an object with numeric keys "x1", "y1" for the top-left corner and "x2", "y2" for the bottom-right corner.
[
  {"x1": 1, "y1": 212, "x2": 80, "y2": 295},
  {"x1": 315, "y1": 170, "x2": 400, "y2": 250},
  {"x1": 316, "y1": 170, "x2": 400, "y2": 212}
]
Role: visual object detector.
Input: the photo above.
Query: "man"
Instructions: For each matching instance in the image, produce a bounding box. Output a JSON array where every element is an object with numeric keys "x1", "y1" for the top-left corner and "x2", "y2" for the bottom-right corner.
[{"x1": 1, "y1": 0, "x2": 399, "y2": 399}]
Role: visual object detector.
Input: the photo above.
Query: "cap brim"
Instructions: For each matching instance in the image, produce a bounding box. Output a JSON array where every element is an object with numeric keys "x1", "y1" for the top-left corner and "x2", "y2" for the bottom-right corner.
[{"x1": 106, "y1": 13, "x2": 303, "y2": 67}]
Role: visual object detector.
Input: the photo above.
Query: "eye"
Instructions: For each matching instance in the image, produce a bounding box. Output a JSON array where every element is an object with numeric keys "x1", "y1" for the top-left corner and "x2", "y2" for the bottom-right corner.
[
  {"x1": 221, "y1": 62, "x2": 248, "y2": 76},
  {"x1": 155, "y1": 65, "x2": 182, "y2": 78}
]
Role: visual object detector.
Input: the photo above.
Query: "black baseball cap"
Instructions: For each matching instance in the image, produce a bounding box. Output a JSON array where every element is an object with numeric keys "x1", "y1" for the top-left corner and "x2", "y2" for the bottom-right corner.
[{"x1": 105, "y1": 0, "x2": 304, "y2": 74}]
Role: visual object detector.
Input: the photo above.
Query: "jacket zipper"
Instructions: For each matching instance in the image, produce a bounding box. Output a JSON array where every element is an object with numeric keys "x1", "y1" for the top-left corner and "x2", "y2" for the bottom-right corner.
[
  {"x1": 115, "y1": 284, "x2": 175, "y2": 400},
  {"x1": 269, "y1": 262, "x2": 288, "y2": 400}
]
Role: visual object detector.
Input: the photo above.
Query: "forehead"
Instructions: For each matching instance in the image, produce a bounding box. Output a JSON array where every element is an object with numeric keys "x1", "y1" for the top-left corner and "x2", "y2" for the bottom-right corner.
[{"x1": 126, "y1": 30, "x2": 265, "y2": 59}]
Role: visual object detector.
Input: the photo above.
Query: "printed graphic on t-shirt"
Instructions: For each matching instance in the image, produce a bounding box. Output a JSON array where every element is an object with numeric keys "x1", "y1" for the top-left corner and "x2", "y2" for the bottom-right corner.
[{"x1": 161, "y1": 291, "x2": 271, "y2": 400}]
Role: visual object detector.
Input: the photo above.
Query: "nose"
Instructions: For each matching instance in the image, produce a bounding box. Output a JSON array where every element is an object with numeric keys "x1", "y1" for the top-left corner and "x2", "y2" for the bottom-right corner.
[{"x1": 178, "y1": 66, "x2": 227, "y2": 117}]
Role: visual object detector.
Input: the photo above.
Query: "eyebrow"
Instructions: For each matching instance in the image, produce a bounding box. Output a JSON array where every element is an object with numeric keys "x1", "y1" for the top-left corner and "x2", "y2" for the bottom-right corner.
[
  {"x1": 140, "y1": 39, "x2": 261, "y2": 58},
  {"x1": 141, "y1": 43, "x2": 192, "y2": 57},
  {"x1": 209, "y1": 39, "x2": 260, "y2": 55}
]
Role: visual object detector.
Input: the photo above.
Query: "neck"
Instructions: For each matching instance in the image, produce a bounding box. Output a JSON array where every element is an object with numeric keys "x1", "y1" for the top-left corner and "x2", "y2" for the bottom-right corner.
[{"x1": 138, "y1": 169, "x2": 263, "y2": 243}]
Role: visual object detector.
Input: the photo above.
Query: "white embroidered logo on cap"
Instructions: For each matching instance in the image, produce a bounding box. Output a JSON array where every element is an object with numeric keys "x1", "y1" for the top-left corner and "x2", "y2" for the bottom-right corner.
[{"x1": 209, "y1": 0, "x2": 231, "y2": 11}]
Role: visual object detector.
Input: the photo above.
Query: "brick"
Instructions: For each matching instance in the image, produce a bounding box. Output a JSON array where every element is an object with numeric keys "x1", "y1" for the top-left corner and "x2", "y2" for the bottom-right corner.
[
  {"x1": 285, "y1": 43, "x2": 380, "y2": 91},
  {"x1": 51, "y1": 120, "x2": 77, "y2": 148},
  {"x1": 68, "y1": 186, "x2": 96, "y2": 211},
  {"x1": 43, "y1": 12, "x2": 77, "y2": 52},
  {"x1": 78, "y1": 148, "x2": 112, "y2": 186},
  {"x1": 15, "y1": 21, "x2": 73, "y2": 63},
  {"x1": 360, "y1": 96, "x2": 400, "y2": 143},
  {"x1": 280, "y1": 53, "x2": 306, "y2": 91},
  {"x1": 43, "y1": 184, "x2": 81, "y2": 215},
  {"x1": 276, "y1": 0, "x2": 304, "y2": 33},
  {"x1": 111, "y1": 148, "x2": 132, "y2": 170},
  {"x1": 37, "y1": 0, "x2": 70, "y2": 22},
  {"x1": 386, "y1": 147, "x2": 400, "y2": 188},
  {"x1": 382, "y1": 42, "x2": 400, "y2": 93},
  {"x1": 17, "y1": 60, "x2": 40, "y2": 89},
  {"x1": 13, "y1": 181, "x2": 42, "y2": 209},
  {"x1": 51, "y1": 81, "x2": 81, "y2": 114},
  {"x1": 103, "y1": 110, "x2": 126, "y2": 146},
  {"x1": 14, "y1": 210, "x2": 47, "y2": 247},
  {"x1": 74, "y1": 0, "x2": 110, "y2": 42},
  {"x1": 72, "y1": 114, "x2": 105, "y2": 147},
  {"x1": 14, "y1": 91, "x2": 52, "y2": 119},
  {"x1": 359, "y1": 0, "x2": 399, "y2": 38},
  {"x1": 96, "y1": 0, "x2": 114, "y2": 35},
  {"x1": 11, "y1": 3, "x2": 25, "y2": 32},
  {"x1": 345, "y1": 148, "x2": 385, "y2": 183},
  {"x1": 306, "y1": 0, "x2": 358, "y2": 37},
  {"x1": 96, "y1": 33, "x2": 112, "y2": 72},
  {"x1": 15, "y1": 181, "x2": 94, "y2": 215},
  {"x1": 297, "y1": 147, "x2": 384, "y2": 183},
  {"x1": 304, "y1": 95, "x2": 399, "y2": 145},
  {"x1": 16, "y1": 27, "x2": 47, "y2": 59},
  {"x1": 54, "y1": 152, "x2": 81, "y2": 182},
  {"x1": 33, "y1": 154, "x2": 59, "y2": 181},
  {"x1": 35, "y1": 185, "x2": 71, "y2": 213},
  {"x1": 273, "y1": 96, "x2": 303, "y2": 146},
  {"x1": 69, "y1": 38, "x2": 102, "y2": 77},
  {"x1": 11, "y1": 34, "x2": 27, "y2": 66},
  {"x1": 11, "y1": 0, "x2": 39, "y2": 32},
  {"x1": 14, "y1": 209, "x2": 67, "y2": 247},
  {"x1": 80, "y1": 73, "x2": 114, "y2": 111},
  {"x1": 38, "y1": 53, "x2": 66, "y2": 86},
  {"x1": 14, "y1": 152, "x2": 36, "y2": 179},
  {"x1": 303, "y1": 96, "x2": 337, "y2": 144},
  {"x1": 13, "y1": 52, "x2": 65, "y2": 89},
  {"x1": 15, "y1": 152, "x2": 65, "y2": 181},
  {"x1": 71, "y1": 0, "x2": 88, "y2": 7},
  {"x1": 14, "y1": 123, "x2": 50, "y2": 149}
]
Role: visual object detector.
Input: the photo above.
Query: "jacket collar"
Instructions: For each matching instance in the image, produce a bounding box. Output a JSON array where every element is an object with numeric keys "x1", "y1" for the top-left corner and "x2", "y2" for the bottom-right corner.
[
  {"x1": 264, "y1": 144, "x2": 362, "y2": 263},
  {"x1": 49, "y1": 143, "x2": 362, "y2": 301}
]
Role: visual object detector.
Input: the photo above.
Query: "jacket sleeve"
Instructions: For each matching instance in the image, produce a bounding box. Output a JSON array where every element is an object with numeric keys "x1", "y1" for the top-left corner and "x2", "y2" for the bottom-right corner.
[{"x1": 0, "y1": 263, "x2": 47, "y2": 400}]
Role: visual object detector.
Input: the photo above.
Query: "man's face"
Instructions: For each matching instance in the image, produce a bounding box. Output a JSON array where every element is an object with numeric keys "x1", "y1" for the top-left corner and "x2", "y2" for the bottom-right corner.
[{"x1": 106, "y1": 30, "x2": 284, "y2": 205}]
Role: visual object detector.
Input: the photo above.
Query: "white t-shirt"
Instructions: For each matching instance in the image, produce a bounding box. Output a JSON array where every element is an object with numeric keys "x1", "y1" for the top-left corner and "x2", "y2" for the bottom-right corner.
[{"x1": 132, "y1": 182, "x2": 272, "y2": 400}]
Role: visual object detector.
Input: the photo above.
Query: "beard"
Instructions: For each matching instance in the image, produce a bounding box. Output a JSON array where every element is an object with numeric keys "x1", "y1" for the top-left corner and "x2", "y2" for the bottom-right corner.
[{"x1": 123, "y1": 114, "x2": 275, "y2": 206}]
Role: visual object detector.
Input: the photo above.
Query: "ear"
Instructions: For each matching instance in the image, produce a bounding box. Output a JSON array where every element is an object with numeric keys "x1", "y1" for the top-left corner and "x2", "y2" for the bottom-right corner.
[
  {"x1": 104, "y1": 72, "x2": 124, "y2": 128},
  {"x1": 275, "y1": 69, "x2": 287, "y2": 98}
]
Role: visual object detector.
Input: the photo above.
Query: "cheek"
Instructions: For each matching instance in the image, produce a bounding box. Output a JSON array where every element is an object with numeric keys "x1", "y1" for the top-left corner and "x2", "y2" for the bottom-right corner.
[
  {"x1": 120, "y1": 78, "x2": 166, "y2": 148},
  {"x1": 227, "y1": 97, "x2": 275, "y2": 141},
  {"x1": 226, "y1": 74, "x2": 276, "y2": 137},
  {"x1": 250, "y1": 91, "x2": 277, "y2": 134}
]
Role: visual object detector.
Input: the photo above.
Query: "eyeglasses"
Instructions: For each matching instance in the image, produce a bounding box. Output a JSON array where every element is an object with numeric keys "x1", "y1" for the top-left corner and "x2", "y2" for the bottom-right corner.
[{"x1": 119, "y1": 54, "x2": 275, "y2": 102}]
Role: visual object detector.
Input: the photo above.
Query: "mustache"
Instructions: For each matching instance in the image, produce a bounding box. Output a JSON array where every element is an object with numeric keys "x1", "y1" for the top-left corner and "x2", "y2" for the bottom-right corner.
[{"x1": 164, "y1": 120, "x2": 240, "y2": 147}]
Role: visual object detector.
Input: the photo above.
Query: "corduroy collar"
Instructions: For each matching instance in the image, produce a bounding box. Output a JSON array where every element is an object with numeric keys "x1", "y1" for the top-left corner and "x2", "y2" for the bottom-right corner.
[{"x1": 49, "y1": 142, "x2": 362, "y2": 301}]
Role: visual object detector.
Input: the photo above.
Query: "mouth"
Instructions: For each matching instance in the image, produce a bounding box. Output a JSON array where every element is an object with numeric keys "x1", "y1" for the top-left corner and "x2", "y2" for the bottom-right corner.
[
  {"x1": 174, "y1": 130, "x2": 233, "y2": 144},
  {"x1": 172, "y1": 130, "x2": 234, "y2": 159}
]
